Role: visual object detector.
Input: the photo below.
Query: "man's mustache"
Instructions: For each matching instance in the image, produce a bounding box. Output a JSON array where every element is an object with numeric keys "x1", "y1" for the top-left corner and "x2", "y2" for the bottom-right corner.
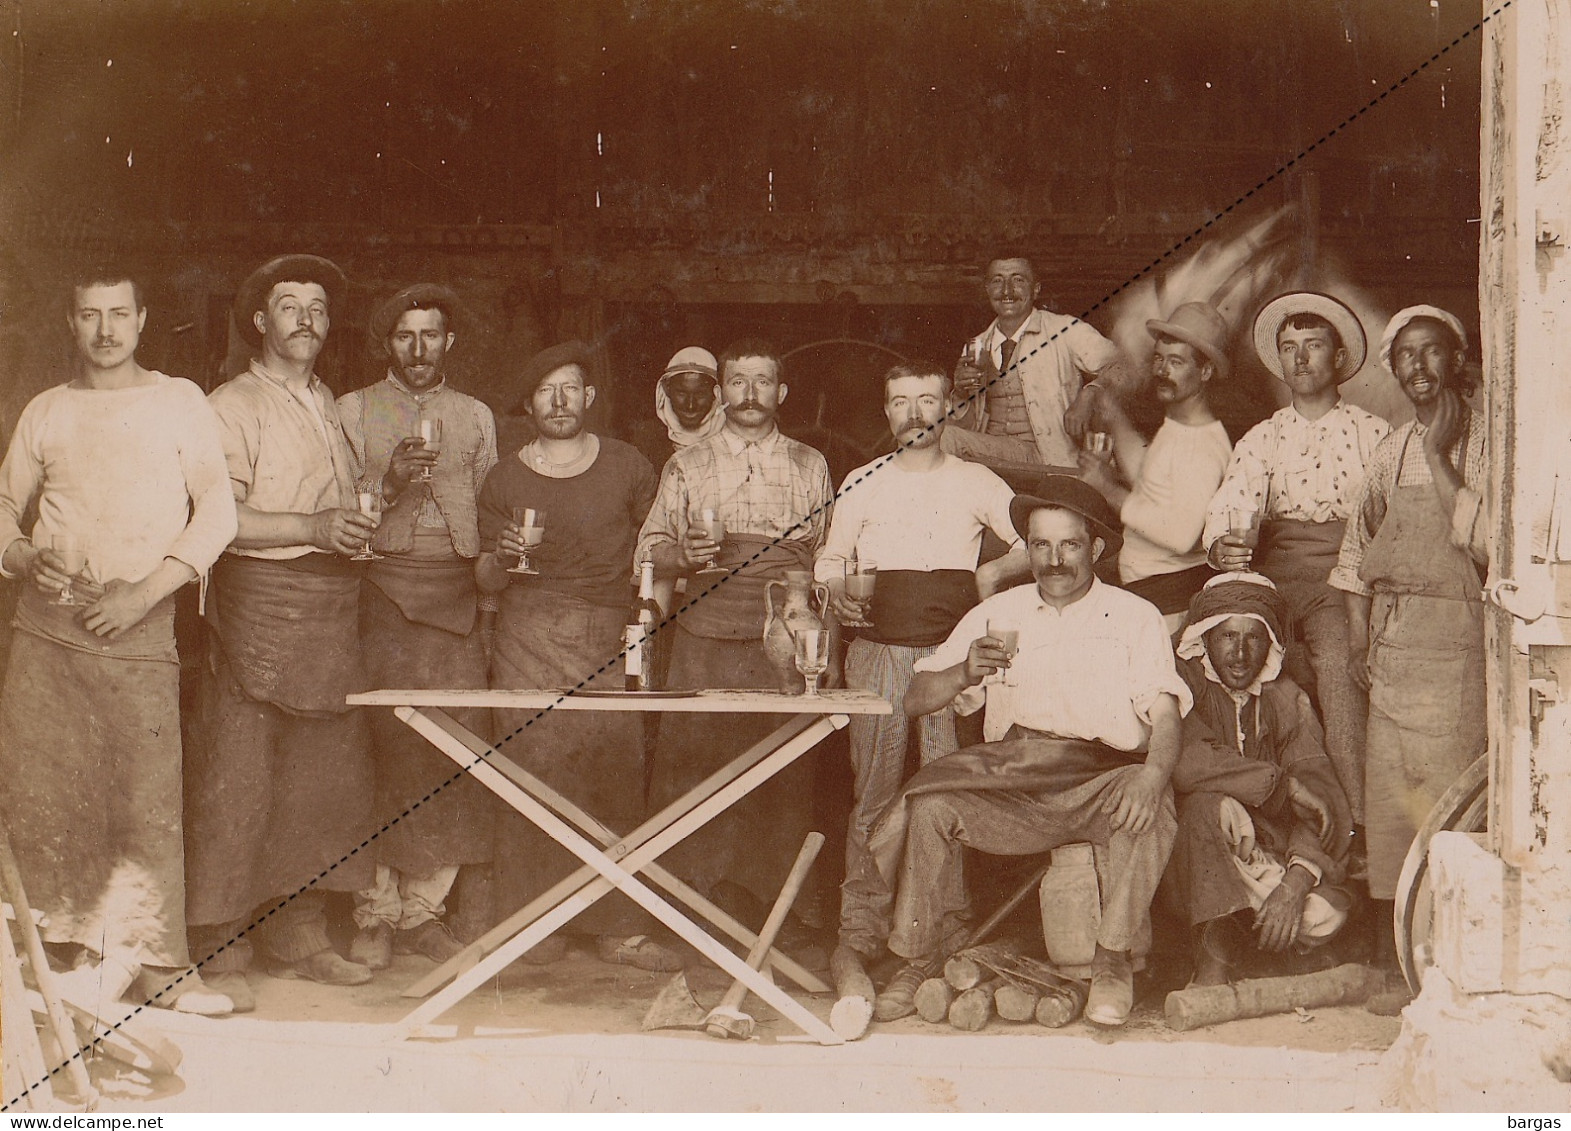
[
  {"x1": 733, "y1": 400, "x2": 765, "y2": 413},
  {"x1": 1040, "y1": 565, "x2": 1074, "y2": 577}
]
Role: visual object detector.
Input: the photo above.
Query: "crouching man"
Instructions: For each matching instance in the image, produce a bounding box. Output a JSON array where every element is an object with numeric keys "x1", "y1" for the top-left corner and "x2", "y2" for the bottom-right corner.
[
  {"x1": 1167, "y1": 572, "x2": 1354, "y2": 985},
  {"x1": 866, "y1": 475, "x2": 1189, "y2": 1028}
]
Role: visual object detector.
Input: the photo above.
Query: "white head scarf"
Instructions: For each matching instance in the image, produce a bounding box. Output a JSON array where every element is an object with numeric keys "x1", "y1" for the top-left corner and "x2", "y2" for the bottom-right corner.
[
  {"x1": 655, "y1": 346, "x2": 725, "y2": 448},
  {"x1": 1176, "y1": 572, "x2": 1287, "y2": 696}
]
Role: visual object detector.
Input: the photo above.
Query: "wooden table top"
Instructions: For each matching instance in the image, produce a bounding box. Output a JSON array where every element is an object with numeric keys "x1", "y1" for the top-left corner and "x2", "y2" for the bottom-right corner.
[{"x1": 347, "y1": 687, "x2": 893, "y2": 714}]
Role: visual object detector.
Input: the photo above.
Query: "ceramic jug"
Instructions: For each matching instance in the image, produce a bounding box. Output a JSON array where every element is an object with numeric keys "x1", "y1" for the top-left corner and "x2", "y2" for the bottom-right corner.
[{"x1": 762, "y1": 569, "x2": 831, "y2": 694}]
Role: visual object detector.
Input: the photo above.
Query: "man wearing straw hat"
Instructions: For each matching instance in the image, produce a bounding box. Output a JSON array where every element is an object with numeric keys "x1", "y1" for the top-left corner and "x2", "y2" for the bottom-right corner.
[
  {"x1": 1079, "y1": 301, "x2": 1235, "y2": 633},
  {"x1": 1328, "y1": 305, "x2": 1487, "y2": 969},
  {"x1": 1201, "y1": 292, "x2": 1388, "y2": 826}
]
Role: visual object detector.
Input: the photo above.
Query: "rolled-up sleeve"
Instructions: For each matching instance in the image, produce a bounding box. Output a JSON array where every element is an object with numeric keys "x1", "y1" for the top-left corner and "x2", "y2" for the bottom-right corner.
[
  {"x1": 166, "y1": 383, "x2": 239, "y2": 572},
  {"x1": 1128, "y1": 603, "x2": 1193, "y2": 723},
  {"x1": 914, "y1": 601, "x2": 990, "y2": 716},
  {"x1": 634, "y1": 457, "x2": 688, "y2": 568}
]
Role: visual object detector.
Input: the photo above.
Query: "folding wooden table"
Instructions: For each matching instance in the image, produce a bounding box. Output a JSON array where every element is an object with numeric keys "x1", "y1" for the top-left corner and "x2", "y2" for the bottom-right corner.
[{"x1": 344, "y1": 687, "x2": 891, "y2": 1044}]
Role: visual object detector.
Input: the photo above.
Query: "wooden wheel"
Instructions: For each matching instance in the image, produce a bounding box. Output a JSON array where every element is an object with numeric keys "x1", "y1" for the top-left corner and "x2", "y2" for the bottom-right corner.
[{"x1": 1393, "y1": 753, "x2": 1489, "y2": 993}]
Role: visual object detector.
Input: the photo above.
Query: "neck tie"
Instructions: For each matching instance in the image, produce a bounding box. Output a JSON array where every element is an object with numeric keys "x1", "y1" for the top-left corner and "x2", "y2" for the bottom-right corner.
[{"x1": 999, "y1": 337, "x2": 1017, "y2": 374}]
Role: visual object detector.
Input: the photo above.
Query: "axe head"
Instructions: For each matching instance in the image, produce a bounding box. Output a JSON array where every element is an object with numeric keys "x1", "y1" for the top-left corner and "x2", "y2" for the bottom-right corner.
[
  {"x1": 702, "y1": 1003, "x2": 754, "y2": 1040},
  {"x1": 641, "y1": 971, "x2": 708, "y2": 1032}
]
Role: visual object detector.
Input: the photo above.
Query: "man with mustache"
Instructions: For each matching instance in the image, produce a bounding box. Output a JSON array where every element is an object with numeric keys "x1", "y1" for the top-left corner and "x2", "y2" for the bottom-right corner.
[
  {"x1": 1167, "y1": 573, "x2": 1353, "y2": 986},
  {"x1": 188, "y1": 255, "x2": 379, "y2": 1007},
  {"x1": 636, "y1": 339, "x2": 835, "y2": 943},
  {"x1": 337, "y1": 284, "x2": 498, "y2": 967},
  {"x1": 812, "y1": 361, "x2": 1030, "y2": 1024},
  {"x1": 866, "y1": 477, "x2": 1190, "y2": 1028},
  {"x1": 1329, "y1": 306, "x2": 1487, "y2": 989},
  {"x1": 1202, "y1": 292, "x2": 1388, "y2": 832},
  {"x1": 1079, "y1": 302, "x2": 1235, "y2": 633},
  {"x1": 944, "y1": 255, "x2": 1127, "y2": 470},
  {"x1": 0, "y1": 268, "x2": 237, "y2": 1016},
  {"x1": 474, "y1": 342, "x2": 678, "y2": 971}
]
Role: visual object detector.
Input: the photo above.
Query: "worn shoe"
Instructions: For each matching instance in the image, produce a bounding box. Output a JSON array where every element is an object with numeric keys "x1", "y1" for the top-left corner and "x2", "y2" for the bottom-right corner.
[
  {"x1": 205, "y1": 971, "x2": 256, "y2": 1014},
  {"x1": 873, "y1": 962, "x2": 928, "y2": 1022},
  {"x1": 135, "y1": 967, "x2": 234, "y2": 1016},
  {"x1": 395, "y1": 920, "x2": 468, "y2": 964},
  {"x1": 349, "y1": 922, "x2": 394, "y2": 970},
  {"x1": 1085, "y1": 948, "x2": 1135, "y2": 1027},
  {"x1": 596, "y1": 933, "x2": 684, "y2": 972},
  {"x1": 281, "y1": 948, "x2": 374, "y2": 986}
]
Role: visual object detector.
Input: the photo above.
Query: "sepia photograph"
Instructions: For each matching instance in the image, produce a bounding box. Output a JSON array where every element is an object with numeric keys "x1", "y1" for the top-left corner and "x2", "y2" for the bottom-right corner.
[{"x1": 0, "y1": 0, "x2": 1566, "y2": 1116}]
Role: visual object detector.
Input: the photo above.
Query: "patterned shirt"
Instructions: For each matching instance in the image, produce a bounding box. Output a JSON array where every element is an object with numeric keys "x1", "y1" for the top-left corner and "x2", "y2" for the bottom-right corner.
[
  {"x1": 1329, "y1": 410, "x2": 1488, "y2": 596},
  {"x1": 635, "y1": 425, "x2": 833, "y2": 565},
  {"x1": 1202, "y1": 401, "x2": 1389, "y2": 551}
]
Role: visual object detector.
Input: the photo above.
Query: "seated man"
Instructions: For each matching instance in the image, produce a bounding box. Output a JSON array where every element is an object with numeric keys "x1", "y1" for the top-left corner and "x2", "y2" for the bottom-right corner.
[
  {"x1": 1167, "y1": 572, "x2": 1354, "y2": 986},
  {"x1": 870, "y1": 475, "x2": 1191, "y2": 1028}
]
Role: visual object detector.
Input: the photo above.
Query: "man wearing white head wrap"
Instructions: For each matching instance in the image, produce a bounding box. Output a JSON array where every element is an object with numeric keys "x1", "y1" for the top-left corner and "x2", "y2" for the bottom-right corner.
[
  {"x1": 1330, "y1": 305, "x2": 1488, "y2": 939},
  {"x1": 1167, "y1": 572, "x2": 1354, "y2": 986}
]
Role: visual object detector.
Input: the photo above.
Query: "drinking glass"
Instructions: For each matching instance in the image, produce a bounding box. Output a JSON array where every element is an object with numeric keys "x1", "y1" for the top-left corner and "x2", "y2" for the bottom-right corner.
[
  {"x1": 690, "y1": 506, "x2": 727, "y2": 576},
  {"x1": 418, "y1": 418, "x2": 443, "y2": 483},
  {"x1": 987, "y1": 616, "x2": 1020, "y2": 686},
  {"x1": 47, "y1": 533, "x2": 87, "y2": 607},
  {"x1": 1228, "y1": 506, "x2": 1261, "y2": 550},
  {"x1": 842, "y1": 560, "x2": 877, "y2": 628},
  {"x1": 1084, "y1": 431, "x2": 1113, "y2": 456},
  {"x1": 794, "y1": 628, "x2": 830, "y2": 697},
  {"x1": 507, "y1": 507, "x2": 545, "y2": 575},
  {"x1": 352, "y1": 491, "x2": 384, "y2": 561}
]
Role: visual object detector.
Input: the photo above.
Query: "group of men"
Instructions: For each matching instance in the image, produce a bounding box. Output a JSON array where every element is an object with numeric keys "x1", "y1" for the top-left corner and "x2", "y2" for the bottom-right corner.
[{"x1": 0, "y1": 249, "x2": 1487, "y2": 1033}]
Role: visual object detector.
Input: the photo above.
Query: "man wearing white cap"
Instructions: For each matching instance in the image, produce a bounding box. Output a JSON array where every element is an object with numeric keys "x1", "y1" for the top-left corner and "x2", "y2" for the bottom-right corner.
[
  {"x1": 1168, "y1": 573, "x2": 1353, "y2": 986},
  {"x1": 633, "y1": 346, "x2": 724, "y2": 471},
  {"x1": 1329, "y1": 306, "x2": 1487, "y2": 927},
  {"x1": 1202, "y1": 292, "x2": 1388, "y2": 825},
  {"x1": 1080, "y1": 301, "x2": 1235, "y2": 632}
]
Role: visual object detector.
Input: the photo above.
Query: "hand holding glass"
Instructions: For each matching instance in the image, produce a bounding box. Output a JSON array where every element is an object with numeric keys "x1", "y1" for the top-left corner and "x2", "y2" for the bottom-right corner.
[
  {"x1": 1224, "y1": 507, "x2": 1261, "y2": 570},
  {"x1": 1084, "y1": 431, "x2": 1113, "y2": 456},
  {"x1": 987, "y1": 617, "x2": 1020, "y2": 685},
  {"x1": 507, "y1": 507, "x2": 545, "y2": 575},
  {"x1": 47, "y1": 533, "x2": 87, "y2": 607},
  {"x1": 690, "y1": 507, "x2": 726, "y2": 576},
  {"x1": 841, "y1": 560, "x2": 877, "y2": 628},
  {"x1": 417, "y1": 419, "x2": 443, "y2": 483},
  {"x1": 351, "y1": 491, "x2": 384, "y2": 561},
  {"x1": 794, "y1": 628, "x2": 830, "y2": 697}
]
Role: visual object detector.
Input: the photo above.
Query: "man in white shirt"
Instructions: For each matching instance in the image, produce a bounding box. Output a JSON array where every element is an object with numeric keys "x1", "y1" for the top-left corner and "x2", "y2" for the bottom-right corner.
[
  {"x1": 1203, "y1": 292, "x2": 1388, "y2": 826},
  {"x1": 1079, "y1": 301, "x2": 1234, "y2": 632},
  {"x1": 868, "y1": 476, "x2": 1190, "y2": 1028},
  {"x1": 943, "y1": 256, "x2": 1126, "y2": 469},
  {"x1": 813, "y1": 360, "x2": 1030, "y2": 1024}
]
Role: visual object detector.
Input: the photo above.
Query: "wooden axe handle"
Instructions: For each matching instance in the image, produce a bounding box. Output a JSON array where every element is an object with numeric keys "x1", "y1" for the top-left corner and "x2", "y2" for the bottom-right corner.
[{"x1": 714, "y1": 831, "x2": 825, "y2": 1016}]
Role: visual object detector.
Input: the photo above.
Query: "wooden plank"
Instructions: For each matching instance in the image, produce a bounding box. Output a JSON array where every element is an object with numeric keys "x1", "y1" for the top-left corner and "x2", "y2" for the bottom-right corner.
[{"x1": 348, "y1": 687, "x2": 891, "y2": 714}]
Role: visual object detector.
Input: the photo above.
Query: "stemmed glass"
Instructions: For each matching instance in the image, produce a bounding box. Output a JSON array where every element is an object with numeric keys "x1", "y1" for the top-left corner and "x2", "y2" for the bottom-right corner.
[
  {"x1": 351, "y1": 491, "x2": 384, "y2": 561},
  {"x1": 508, "y1": 507, "x2": 545, "y2": 575},
  {"x1": 47, "y1": 533, "x2": 87, "y2": 606},
  {"x1": 842, "y1": 559, "x2": 877, "y2": 629},
  {"x1": 417, "y1": 418, "x2": 443, "y2": 483},
  {"x1": 987, "y1": 617, "x2": 1020, "y2": 686},
  {"x1": 794, "y1": 628, "x2": 830, "y2": 697},
  {"x1": 690, "y1": 506, "x2": 727, "y2": 577}
]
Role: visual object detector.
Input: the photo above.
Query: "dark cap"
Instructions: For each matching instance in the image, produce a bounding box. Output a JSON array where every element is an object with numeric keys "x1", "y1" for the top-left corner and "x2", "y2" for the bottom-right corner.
[
  {"x1": 508, "y1": 340, "x2": 594, "y2": 414},
  {"x1": 233, "y1": 254, "x2": 347, "y2": 346},
  {"x1": 1008, "y1": 473, "x2": 1123, "y2": 556},
  {"x1": 367, "y1": 282, "x2": 465, "y2": 343}
]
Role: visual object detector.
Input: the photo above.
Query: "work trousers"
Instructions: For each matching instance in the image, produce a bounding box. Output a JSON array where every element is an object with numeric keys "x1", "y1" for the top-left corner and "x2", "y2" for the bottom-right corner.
[
  {"x1": 353, "y1": 863, "x2": 460, "y2": 931},
  {"x1": 839, "y1": 638, "x2": 958, "y2": 954},
  {"x1": 1277, "y1": 579, "x2": 1368, "y2": 824},
  {"x1": 888, "y1": 765, "x2": 1175, "y2": 962}
]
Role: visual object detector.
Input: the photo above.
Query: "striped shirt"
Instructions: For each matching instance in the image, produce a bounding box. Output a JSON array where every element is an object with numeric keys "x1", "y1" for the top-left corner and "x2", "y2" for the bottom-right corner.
[
  {"x1": 635, "y1": 425, "x2": 832, "y2": 565},
  {"x1": 1329, "y1": 411, "x2": 1488, "y2": 596}
]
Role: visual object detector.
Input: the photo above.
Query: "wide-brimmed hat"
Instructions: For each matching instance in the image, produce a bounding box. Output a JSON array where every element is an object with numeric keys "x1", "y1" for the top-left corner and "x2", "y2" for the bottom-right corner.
[
  {"x1": 508, "y1": 340, "x2": 594, "y2": 414},
  {"x1": 661, "y1": 346, "x2": 718, "y2": 384},
  {"x1": 367, "y1": 282, "x2": 466, "y2": 343},
  {"x1": 1251, "y1": 291, "x2": 1367, "y2": 384},
  {"x1": 1146, "y1": 301, "x2": 1231, "y2": 379},
  {"x1": 1376, "y1": 305, "x2": 1468, "y2": 373},
  {"x1": 1008, "y1": 473, "x2": 1122, "y2": 556},
  {"x1": 233, "y1": 254, "x2": 347, "y2": 346}
]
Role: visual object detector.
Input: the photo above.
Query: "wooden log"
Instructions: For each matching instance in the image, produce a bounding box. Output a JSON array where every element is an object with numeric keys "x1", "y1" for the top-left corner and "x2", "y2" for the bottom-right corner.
[
  {"x1": 945, "y1": 940, "x2": 1024, "y2": 990},
  {"x1": 995, "y1": 982, "x2": 1042, "y2": 1022},
  {"x1": 914, "y1": 978, "x2": 955, "y2": 1024},
  {"x1": 1163, "y1": 963, "x2": 1377, "y2": 1032},
  {"x1": 943, "y1": 953, "x2": 984, "y2": 990},
  {"x1": 948, "y1": 976, "x2": 1005, "y2": 1031},
  {"x1": 1035, "y1": 981, "x2": 1088, "y2": 1028}
]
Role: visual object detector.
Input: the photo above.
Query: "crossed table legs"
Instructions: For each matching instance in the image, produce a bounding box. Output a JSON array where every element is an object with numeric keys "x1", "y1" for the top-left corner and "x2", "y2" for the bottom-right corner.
[{"x1": 389, "y1": 706, "x2": 845, "y2": 1044}]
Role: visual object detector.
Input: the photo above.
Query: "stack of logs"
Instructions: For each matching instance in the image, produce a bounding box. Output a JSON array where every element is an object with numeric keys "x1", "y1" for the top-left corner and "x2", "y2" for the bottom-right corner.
[{"x1": 913, "y1": 942, "x2": 1087, "y2": 1032}]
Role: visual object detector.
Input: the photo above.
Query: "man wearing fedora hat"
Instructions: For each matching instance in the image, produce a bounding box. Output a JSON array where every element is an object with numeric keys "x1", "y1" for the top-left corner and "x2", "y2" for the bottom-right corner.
[
  {"x1": 188, "y1": 254, "x2": 380, "y2": 1005},
  {"x1": 1330, "y1": 306, "x2": 1488, "y2": 957},
  {"x1": 632, "y1": 346, "x2": 725, "y2": 471},
  {"x1": 1079, "y1": 301, "x2": 1235, "y2": 632},
  {"x1": 865, "y1": 475, "x2": 1190, "y2": 1027},
  {"x1": 1202, "y1": 292, "x2": 1388, "y2": 826},
  {"x1": 336, "y1": 283, "x2": 499, "y2": 968}
]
